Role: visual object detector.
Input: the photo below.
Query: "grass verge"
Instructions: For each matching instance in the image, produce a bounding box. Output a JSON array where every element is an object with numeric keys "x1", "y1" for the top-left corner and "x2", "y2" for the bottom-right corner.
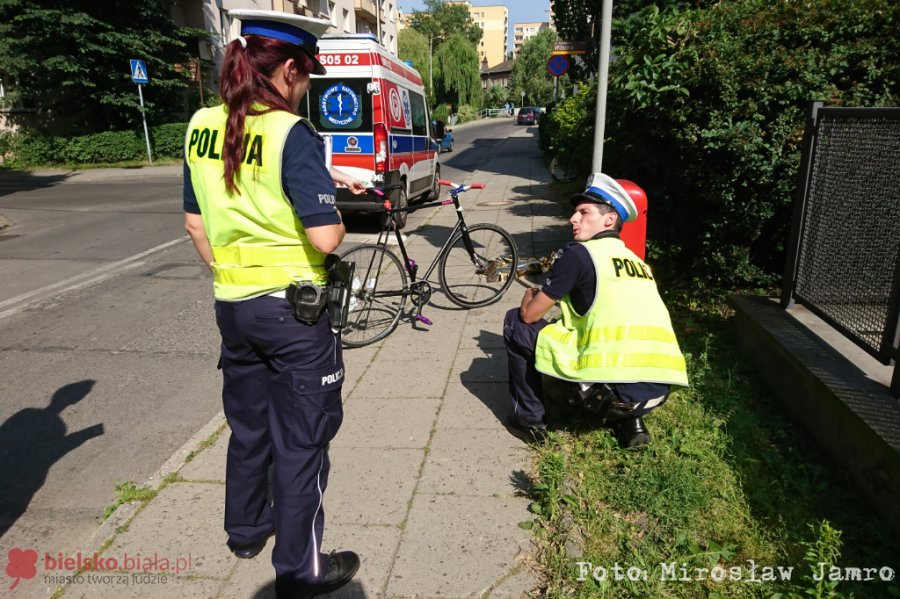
[{"x1": 525, "y1": 295, "x2": 899, "y2": 598}]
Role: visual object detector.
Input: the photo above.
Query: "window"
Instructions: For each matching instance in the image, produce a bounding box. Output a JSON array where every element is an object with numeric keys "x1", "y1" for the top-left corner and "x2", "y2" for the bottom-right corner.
[
  {"x1": 329, "y1": 1, "x2": 336, "y2": 26},
  {"x1": 342, "y1": 8, "x2": 350, "y2": 31},
  {"x1": 301, "y1": 78, "x2": 374, "y2": 133},
  {"x1": 409, "y1": 91, "x2": 427, "y2": 137}
]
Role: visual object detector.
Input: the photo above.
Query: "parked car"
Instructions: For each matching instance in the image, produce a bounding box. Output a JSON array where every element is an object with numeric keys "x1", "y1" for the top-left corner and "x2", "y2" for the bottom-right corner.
[
  {"x1": 517, "y1": 106, "x2": 541, "y2": 125},
  {"x1": 432, "y1": 119, "x2": 454, "y2": 152}
]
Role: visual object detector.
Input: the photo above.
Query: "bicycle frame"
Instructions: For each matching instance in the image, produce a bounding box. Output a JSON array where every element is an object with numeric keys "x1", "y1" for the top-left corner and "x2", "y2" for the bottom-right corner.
[{"x1": 373, "y1": 185, "x2": 478, "y2": 285}]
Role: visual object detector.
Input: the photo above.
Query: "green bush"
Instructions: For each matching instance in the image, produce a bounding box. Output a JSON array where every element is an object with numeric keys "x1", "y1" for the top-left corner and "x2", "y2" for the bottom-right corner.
[
  {"x1": 455, "y1": 104, "x2": 478, "y2": 123},
  {"x1": 432, "y1": 104, "x2": 451, "y2": 123},
  {"x1": 2, "y1": 122, "x2": 189, "y2": 166},
  {"x1": 58, "y1": 130, "x2": 146, "y2": 163},
  {"x1": 150, "y1": 122, "x2": 189, "y2": 159},
  {"x1": 543, "y1": 0, "x2": 900, "y2": 290}
]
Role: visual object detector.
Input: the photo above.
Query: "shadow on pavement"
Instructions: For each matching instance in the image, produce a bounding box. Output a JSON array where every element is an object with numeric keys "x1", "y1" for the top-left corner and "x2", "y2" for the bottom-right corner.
[
  {"x1": 0, "y1": 380, "x2": 104, "y2": 538},
  {"x1": 0, "y1": 170, "x2": 75, "y2": 198},
  {"x1": 249, "y1": 579, "x2": 368, "y2": 598}
]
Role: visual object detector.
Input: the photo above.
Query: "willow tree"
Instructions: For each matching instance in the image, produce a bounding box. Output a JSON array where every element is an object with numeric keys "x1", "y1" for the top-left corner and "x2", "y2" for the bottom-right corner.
[
  {"x1": 398, "y1": 28, "x2": 432, "y2": 100},
  {"x1": 433, "y1": 32, "x2": 481, "y2": 107}
]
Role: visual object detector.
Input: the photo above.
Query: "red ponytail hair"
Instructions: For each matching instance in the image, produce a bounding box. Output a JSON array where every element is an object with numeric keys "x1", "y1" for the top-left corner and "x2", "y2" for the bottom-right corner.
[{"x1": 218, "y1": 36, "x2": 315, "y2": 195}]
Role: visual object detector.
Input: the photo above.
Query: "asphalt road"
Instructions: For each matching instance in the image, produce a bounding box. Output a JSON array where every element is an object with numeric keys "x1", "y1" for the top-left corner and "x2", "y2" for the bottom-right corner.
[{"x1": 0, "y1": 116, "x2": 529, "y2": 594}]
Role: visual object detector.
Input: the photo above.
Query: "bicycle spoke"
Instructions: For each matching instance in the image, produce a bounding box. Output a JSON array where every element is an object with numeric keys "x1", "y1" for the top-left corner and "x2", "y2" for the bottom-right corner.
[
  {"x1": 339, "y1": 245, "x2": 407, "y2": 347},
  {"x1": 439, "y1": 224, "x2": 518, "y2": 308}
]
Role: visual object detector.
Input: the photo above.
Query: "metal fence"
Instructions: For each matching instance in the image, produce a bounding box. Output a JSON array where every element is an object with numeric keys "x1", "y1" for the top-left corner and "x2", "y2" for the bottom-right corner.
[{"x1": 782, "y1": 103, "x2": 900, "y2": 396}]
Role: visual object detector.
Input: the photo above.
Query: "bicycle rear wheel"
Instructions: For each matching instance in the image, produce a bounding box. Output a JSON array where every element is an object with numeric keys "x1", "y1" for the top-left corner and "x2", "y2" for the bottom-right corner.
[
  {"x1": 438, "y1": 223, "x2": 518, "y2": 308},
  {"x1": 550, "y1": 156, "x2": 577, "y2": 183},
  {"x1": 340, "y1": 244, "x2": 408, "y2": 347}
]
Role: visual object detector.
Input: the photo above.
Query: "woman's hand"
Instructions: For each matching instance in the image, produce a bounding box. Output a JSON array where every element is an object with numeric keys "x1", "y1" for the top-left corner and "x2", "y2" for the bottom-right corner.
[{"x1": 330, "y1": 168, "x2": 367, "y2": 195}]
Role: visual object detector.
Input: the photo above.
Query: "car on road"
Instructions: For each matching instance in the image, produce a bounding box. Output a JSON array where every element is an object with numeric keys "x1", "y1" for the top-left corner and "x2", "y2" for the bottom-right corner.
[
  {"x1": 433, "y1": 119, "x2": 454, "y2": 153},
  {"x1": 516, "y1": 106, "x2": 541, "y2": 125}
]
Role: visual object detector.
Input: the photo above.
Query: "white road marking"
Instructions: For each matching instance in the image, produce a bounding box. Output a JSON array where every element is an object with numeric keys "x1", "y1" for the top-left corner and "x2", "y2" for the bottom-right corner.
[{"x1": 0, "y1": 236, "x2": 189, "y2": 321}]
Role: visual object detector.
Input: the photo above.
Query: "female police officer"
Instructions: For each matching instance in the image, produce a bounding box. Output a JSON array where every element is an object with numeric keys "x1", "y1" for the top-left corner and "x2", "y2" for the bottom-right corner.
[{"x1": 182, "y1": 10, "x2": 363, "y2": 599}]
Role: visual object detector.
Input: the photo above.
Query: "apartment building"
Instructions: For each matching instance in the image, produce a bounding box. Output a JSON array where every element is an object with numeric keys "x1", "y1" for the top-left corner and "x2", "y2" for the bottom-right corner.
[
  {"x1": 466, "y1": 4, "x2": 507, "y2": 68},
  {"x1": 513, "y1": 21, "x2": 550, "y2": 56},
  {"x1": 170, "y1": 0, "x2": 400, "y2": 87},
  {"x1": 443, "y1": 1, "x2": 506, "y2": 68}
]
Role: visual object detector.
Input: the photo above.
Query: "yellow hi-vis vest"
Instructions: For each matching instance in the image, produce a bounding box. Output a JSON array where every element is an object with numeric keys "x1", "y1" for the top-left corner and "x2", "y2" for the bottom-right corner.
[
  {"x1": 185, "y1": 104, "x2": 327, "y2": 300},
  {"x1": 534, "y1": 236, "x2": 689, "y2": 386}
]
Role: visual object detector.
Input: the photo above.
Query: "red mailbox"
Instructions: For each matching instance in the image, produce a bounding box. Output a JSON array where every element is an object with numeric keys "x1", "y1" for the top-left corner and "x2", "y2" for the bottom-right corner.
[{"x1": 616, "y1": 179, "x2": 648, "y2": 260}]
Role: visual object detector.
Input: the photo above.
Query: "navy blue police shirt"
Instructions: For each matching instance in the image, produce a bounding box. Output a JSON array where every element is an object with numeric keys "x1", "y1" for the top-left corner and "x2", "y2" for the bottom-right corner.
[
  {"x1": 540, "y1": 231, "x2": 670, "y2": 403},
  {"x1": 183, "y1": 120, "x2": 341, "y2": 228}
]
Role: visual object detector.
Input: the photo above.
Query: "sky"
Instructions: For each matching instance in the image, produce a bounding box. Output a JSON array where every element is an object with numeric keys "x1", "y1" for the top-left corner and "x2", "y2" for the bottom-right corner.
[{"x1": 397, "y1": 0, "x2": 553, "y2": 50}]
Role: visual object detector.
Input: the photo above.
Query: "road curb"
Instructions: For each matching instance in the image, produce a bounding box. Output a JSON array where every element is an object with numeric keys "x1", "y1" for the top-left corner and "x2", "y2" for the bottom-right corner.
[{"x1": 83, "y1": 410, "x2": 228, "y2": 555}]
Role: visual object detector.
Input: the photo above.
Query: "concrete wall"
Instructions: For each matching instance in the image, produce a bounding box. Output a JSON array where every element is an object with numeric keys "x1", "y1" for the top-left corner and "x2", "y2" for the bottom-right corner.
[{"x1": 730, "y1": 295, "x2": 900, "y2": 533}]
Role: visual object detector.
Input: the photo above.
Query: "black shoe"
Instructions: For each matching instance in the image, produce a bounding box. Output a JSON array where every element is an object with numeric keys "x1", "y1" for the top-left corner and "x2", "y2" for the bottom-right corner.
[
  {"x1": 231, "y1": 540, "x2": 267, "y2": 559},
  {"x1": 504, "y1": 419, "x2": 548, "y2": 445},
  {"x1": 610, "y1": 417, "x2": 651, "y2": 448},
  {"x1": 276, "y1": 551, "x2": 360, "y2": 599}
]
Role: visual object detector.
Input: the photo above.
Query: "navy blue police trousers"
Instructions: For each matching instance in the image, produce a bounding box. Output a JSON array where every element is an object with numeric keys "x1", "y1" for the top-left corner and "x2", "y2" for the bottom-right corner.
[
  {"x1": 215, "y1": 296, "x2": 344, "y2": 586},
  {"x1": 503, "y1": 308, "x2": 551, "y2": 428},
  {"x1": 503, "y1": 308, "x2": 671, "y2": 425}
]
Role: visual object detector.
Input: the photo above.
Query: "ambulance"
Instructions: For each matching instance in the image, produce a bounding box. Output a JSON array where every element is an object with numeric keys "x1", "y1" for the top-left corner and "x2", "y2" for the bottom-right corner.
[{"x1": 300, "y1": 33, "x2": 441, "y2": 229}]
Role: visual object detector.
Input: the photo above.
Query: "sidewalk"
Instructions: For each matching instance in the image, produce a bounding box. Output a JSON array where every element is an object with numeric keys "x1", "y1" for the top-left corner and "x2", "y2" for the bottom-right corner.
[{"x1": 55, "y1": 126, "x2": 572, "y2": 599}]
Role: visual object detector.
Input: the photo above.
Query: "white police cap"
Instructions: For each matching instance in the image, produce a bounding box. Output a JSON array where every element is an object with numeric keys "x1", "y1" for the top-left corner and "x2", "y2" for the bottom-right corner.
[
  {"x1": 570, "y1": 173, "x2": 638, "y2": 223},
  {"x1": 228, "y1": 9, "x2": 330, "y2": 75}
]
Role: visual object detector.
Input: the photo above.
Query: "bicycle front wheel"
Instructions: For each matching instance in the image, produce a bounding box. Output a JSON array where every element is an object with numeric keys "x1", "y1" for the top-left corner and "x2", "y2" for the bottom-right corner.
[
  {"x1": 438, "y1": 223, "x2": 518, "y2": 308},
  {"x1": 340, "y1": 244, "x2": 408, "y2": 347}
]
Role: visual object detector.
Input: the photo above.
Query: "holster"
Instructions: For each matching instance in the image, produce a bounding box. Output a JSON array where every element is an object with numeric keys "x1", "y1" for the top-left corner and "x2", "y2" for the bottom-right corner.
[
  {"x1": 286, "y1": 280, "x2": 327, "y2": 324},
  {"x1": 324, "y1": 254, "x2": 355, "y2": 333}
]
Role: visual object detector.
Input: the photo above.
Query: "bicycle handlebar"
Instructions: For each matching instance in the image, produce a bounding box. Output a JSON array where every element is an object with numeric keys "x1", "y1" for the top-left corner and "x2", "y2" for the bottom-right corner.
[
  {"x1": 438, "y1": 180, "x2": 485, "y2": 192},
  {"x1": 367, "y1": 181, "x2": 486, "y2": 212}
]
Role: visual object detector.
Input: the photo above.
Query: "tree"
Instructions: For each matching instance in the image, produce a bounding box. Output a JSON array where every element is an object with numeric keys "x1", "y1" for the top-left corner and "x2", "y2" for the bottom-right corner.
[
  {"x1": 398, "y1": 28, "x2": 433, "y2": 101},
  {"x1": 509, "y1": 29, "x2": 562, "y2": 106},
  {"x1": 0, "y1": 0, "x2": 205, "y2": 135},
  {"x1": 408, "y1": 0, "x2": 482, "y2": 48},
  {"x1": 550, "y1": 0, "x2": 716, "y2": 80},
  {"x1": 482, "y1": 83, "x2": 509, "y2": 109},
  {"x1": 433, "y1": 33, "x2": 481, "y2": 107},
  {"x1": 546, "y1": 0, "x2": 900, "y2": 289}
]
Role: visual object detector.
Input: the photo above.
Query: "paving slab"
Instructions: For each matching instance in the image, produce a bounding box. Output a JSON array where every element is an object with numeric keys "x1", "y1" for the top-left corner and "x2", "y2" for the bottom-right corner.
[
  {"x1": 59, "y1": 574, "x2": 223, "y2": 599},
  {"x1": 417, "y1": 428, "x2": 528, "y2": 497},
  {"x1": 326, "y1": 447, "x2": 423, "y2": 526},
  {"x1": 387, "y1": 495, "x2": 532, "y2": 598},
  {"x1": 436, "y1": 382, "x2": 508, "y2": 430},
  {"x1": 107, "y1": 482, "x2": 231, "y2": 579},
  {"x1": 333, "y1": 397, "x2": 441, "y2": 448}
]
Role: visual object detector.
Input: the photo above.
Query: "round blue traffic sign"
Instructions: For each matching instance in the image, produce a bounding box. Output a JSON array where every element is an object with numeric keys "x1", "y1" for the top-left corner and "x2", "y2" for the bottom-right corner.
[{"x1": 547, "y1": 55, "x2": 569, "y2": 77}]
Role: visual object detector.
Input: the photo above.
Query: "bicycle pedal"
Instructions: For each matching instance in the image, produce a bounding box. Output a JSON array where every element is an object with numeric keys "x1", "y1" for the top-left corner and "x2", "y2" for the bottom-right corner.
[{"x1": 415, "y1": 315, "x2": 433, "y2": 326}]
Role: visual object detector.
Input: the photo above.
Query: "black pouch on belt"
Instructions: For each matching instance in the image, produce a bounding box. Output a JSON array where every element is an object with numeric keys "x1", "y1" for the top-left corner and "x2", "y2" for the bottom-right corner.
[{"x1": 286, "y1": 281, "x2": 327, "y2": 324}]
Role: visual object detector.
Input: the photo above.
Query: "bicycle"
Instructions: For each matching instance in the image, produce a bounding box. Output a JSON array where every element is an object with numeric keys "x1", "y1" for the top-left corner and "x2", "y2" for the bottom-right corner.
[
  {"x1": 339, "y1": 180, "x2": 519, "y2": 348},
  {"x1": 548, "y1": 147, "x2": 578, "y2": 183}
]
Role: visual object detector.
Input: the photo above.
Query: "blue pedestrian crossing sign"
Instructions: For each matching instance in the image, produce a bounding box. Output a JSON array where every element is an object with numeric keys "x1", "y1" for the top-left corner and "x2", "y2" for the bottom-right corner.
[{"x1": 130, "y1": 59, "x2": 149, "y2": 84}]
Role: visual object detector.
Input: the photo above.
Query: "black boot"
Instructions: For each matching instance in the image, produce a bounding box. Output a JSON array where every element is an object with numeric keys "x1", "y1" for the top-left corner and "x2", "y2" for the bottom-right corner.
[
  {"x1": 275, "y1": 551, "x2": 360, "y2": 599},
  {"x1": 610, "y1": 417, "x2": 651, "y2": 448}
]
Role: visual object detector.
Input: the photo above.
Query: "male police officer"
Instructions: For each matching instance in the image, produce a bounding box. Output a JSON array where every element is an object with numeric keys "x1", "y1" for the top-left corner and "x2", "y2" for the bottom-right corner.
[{"x1": 503, "y1": 173, "x2": 689, "y2": 447}]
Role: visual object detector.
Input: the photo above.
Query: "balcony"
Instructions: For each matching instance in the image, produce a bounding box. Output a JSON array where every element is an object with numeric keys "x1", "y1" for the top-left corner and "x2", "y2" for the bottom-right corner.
[{"x1": 354, "y1": 0, "x2": 377, "y2": 20}]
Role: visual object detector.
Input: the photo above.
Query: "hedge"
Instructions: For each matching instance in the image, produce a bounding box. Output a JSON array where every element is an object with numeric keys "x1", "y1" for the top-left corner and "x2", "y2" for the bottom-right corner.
[{"x1": 1, "y1": 122, "x2": 189, "y2": 167}]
